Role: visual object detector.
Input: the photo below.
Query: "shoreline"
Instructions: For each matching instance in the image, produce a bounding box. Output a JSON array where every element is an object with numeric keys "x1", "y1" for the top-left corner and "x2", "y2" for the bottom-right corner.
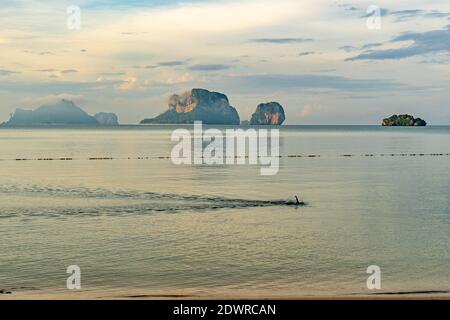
[{"x1": 2, "y1": 289, "x2": 450, "y2": 300}]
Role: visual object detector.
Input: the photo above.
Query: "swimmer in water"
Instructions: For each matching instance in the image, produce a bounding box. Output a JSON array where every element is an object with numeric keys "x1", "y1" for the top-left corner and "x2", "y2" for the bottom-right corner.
[{"x1": 295, "y1": 196, "x2": 305, "y2": 205}]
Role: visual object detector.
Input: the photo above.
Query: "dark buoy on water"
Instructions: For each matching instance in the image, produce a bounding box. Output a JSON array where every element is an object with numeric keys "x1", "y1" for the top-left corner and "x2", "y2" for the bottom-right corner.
[{"x1": 295, "y1": 196, "x2": 305, "y2": 206}]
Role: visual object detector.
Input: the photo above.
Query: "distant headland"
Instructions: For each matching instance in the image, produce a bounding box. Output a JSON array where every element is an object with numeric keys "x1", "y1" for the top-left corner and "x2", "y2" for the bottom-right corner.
[
  {"x1": 382, "y1": 114, "x2": 427, "y2": 127},
  {"x1": 1, "y1": 99, "x2": 119, "y2": 127}
]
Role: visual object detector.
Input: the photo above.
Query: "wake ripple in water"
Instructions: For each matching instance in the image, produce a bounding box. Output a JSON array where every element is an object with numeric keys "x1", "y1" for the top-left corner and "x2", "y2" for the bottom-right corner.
[{"x1": 0, "y1": 185, "x2": 303, "y2": 218}]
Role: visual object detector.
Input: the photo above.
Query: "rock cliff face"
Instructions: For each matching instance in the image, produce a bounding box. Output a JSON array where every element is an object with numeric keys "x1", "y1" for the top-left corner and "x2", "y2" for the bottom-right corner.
[
  {"x1": 140, "y1": 89, "x2": 240, "y2": 125},
  {"x1": 2, "y1": 100, "x2": 98, "y2": 126},
  {"x1": 250, "y1": 102, "x2": 285, "y2": 125},
  {"x1": 94, "y1": 112, "x2": 119, "y2": 126},
  {"x1": 382, "y1": 114, "x2": 427, "y2": 126}
]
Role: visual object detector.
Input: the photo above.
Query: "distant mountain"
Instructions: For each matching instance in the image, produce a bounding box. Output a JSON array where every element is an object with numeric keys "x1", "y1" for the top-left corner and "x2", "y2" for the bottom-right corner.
[
  {"x1": 2, "y1": 100, "x2": 119, "y2": 126},
  {"x1": 382, "y1": 114, "x2": 427, "y2": 126},
  {"x1": 94, "y1": 112, "x2": 119, "y2": 126},
  {"x1": 250, "y1": 102, "x2": 285, "y2": 125},
  {"x1": 140, "y1": 88, "x2": 240, "y2": 125}
]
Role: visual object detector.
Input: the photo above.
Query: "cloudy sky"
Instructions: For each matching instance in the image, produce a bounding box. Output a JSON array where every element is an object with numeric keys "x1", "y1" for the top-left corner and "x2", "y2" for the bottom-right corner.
[{"x1": 1, "y1": 0, "x2": 450, "y2": 124}]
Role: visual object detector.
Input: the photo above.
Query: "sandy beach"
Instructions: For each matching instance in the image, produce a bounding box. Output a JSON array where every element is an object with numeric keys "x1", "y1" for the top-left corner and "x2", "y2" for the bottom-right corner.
[{"x1": 2, "y1": 288, "x2": 450, "y2": 300}]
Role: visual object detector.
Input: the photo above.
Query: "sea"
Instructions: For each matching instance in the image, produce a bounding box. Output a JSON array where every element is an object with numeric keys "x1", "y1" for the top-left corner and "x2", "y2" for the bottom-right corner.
[{"x1": 0, "y1": 125, "x2": 449, "y2": 298}]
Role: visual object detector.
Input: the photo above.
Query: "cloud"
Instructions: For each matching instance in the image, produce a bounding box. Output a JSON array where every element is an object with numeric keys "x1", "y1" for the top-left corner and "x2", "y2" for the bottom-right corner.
[
  {"x1": 35, "y1": 69, "x2": 58, "y2": 73},
  {"x1": 121, "y1": 31, "x2": 149, "y2": 35},
  {"x1": 0, "y1": 79, "x2": 124, "y2": 95},
  {"x1": 118, "y1": 76, "x2": 138, "y2": 91},
  {"x1": 24, "y1": 50, "x2": 54, "y2": 56},
  {"x1": 391, "y1": 9, "x2": 422, "y2": 20},
  {"x1": 157, "y1": 60, "x2": 186, "y2": 67},
  {"x1": 361, "y1": 8, "x2": 389, "y2": 18},
  {"x1": 163, "y1": 73, "x2": 194, "y2": 84},
  {"x1": 299, "y1": 104, "x2": 324, "y2": 117},
  {"x1": 316, "y1": 69, "x2": 336, "y2": 73},
  {"x1": 0, "y1": 69, "x2": 20, "y2": 76},
  {"x1": 103, "y1": 0, "x2": 311, "y2": 38},
  {"x1": 347, "y1": 25, "x2": 450, "y2": 61},
  {"x1": 340, "y1": 6, "x2": 449, "y2": 22},
  {"x1": 391, "y1": 9, "x2": 450, "y2": 21},
  {"x1": 139, "y1": 60, "x2": 191, "y2": 69},
  {"x1": 419, "y1": 58, "x2": 450, "y2": 65},
  {"x1": 336, "y1": 3, "x2": 360, "y2": 12},
  {"x1": 250, "y1": 38, "x2": 313, "y2": 44},
  {"x1": 339, "y1": 45, "x2": 357, "y2": 52},
  {"x1": 298, "y1": 51, "x2": 315, "y2": 57},
  {"x1": 117, "y1": 76, "x2": 152, "y2": 91},
  {"x1": 61, "y1": 69, "x2": 78, "y2": 74},
  {"x1": 361, "y1": 43, "x2": 382, "y2": 50},
  {"x1": 189, "y1": 64, "x2": 231, "y2": 71},
  {"x1": 344, "y1": 7, "x2": 358, "y2": 12},
  {"x1": 21, "y1": 93, "x2": 87, "y2": 106},
  {"x1": 212, "y1": 74, "x2": 402, "y2": 92},
  {"x1": 34, "y1": 69, "x2": 77, "y2": 76},
  {"x1": 97, "y1": 72, "x2": 126, "y2": 76}
]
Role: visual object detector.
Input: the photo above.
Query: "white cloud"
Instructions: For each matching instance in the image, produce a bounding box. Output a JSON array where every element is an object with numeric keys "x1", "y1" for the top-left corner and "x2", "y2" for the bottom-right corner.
[
  {"x1": 108, "y1": 0, "x2": 315, "y2": 38},
  {"x1": 20, "y1": 93, "x2": 86, "y2": 107},
  {"x1": 299, "y1": 104, "x2": 325, "y2": 117},
  {"x1": 163, "y1": 73, "x2": 194, "y2": 85},
  {"x1": 117, "y1": 76, "x2": 153, "y2": 91}
]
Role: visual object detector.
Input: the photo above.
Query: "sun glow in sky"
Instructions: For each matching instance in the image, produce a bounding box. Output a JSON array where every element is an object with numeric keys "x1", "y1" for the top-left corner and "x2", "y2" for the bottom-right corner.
[{"x1": 1, "y1": 0, "x2": 450, "y2": 124}]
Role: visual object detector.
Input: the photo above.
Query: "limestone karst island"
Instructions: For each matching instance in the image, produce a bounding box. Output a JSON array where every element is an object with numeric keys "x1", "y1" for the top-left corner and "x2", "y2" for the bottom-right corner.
[
  {"x1": 1, "y1": 92, "x2": 431, "y2": 128},
  {"x1": 140, "y1": 88, "x2": 286, "y2": 125},
  {"x1": 140, "y1": 88, "x2": 240, "y2": 125},
  {"x1": 382, "y1": 114, "x2": 427, "y2": 126},
  {"x1": 250, "y1": 102, "x2": 286, "y2": 125},
  {"x1": 1, "y1": 89, "x2": 287, "y2": 127}
]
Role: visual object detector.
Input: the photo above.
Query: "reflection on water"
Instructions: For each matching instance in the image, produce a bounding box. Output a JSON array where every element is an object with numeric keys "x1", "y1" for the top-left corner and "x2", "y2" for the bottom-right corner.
[{"x1": 0, "y1": 126, "x2": 449, "y2": 297}]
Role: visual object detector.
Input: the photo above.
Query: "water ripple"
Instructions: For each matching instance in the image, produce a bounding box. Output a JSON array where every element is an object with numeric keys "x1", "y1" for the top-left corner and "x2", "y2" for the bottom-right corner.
[{"x1": 0, "y1": 184, "x2": 305, "y2": 218}]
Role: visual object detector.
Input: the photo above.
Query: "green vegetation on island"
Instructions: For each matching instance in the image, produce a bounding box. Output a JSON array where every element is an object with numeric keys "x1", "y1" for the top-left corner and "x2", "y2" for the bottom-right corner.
[{"x1": 382, "y1": 114, "x2": 427, "y2": 126}]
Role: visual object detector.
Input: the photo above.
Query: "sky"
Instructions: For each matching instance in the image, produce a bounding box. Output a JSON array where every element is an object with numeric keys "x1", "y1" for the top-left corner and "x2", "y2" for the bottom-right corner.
[{"x1": 1, "y1": 0, "x2": 450, "y2": 124}]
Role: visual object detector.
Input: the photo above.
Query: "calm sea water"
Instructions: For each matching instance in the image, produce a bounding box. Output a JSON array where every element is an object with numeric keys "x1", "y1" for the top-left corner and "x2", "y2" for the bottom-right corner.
[{"x1": 0, "y1": 125, "x2": 449, "y2": 297}]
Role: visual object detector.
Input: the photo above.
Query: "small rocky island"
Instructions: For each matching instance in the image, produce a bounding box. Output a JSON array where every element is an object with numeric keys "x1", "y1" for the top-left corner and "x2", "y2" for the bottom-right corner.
[
  {"x1": 250, "y1": 102, "x2": 285, "y2": 125},
  {"x1": 140, "y1": 88, "x2": 240, "y2": 125},
  {"x1": 382, "y1": 114, "x2": 427, "y2": 126},
  {"x1": 94, "y1": 112, "x2": 119, "y2": 126},
  {"x1": 1, "y1": 99, "x2": 119, "y2": 126}
]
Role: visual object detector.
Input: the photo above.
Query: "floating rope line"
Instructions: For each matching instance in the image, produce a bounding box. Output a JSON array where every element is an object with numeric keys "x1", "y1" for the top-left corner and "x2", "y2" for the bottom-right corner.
[{"x1": 0, "y1": 153, "x2": 449, "y2": 162}]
